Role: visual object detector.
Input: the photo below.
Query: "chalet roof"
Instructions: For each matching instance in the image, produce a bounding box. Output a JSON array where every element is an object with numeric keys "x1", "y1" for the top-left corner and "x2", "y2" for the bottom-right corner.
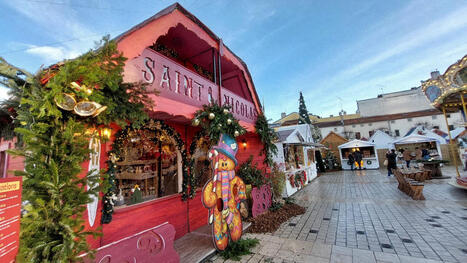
[
  {"x1": 320, "y1": 131, "x2": 347, "y2": 144},
  {"x1": 114, "y1": 2, "x2": 262, "y2": 112},
  {"x1": 276, "y1": 130, "x2": 294, "y2": 142},
  {"x1": 393, "y1": 134, "x2": 439, "y2": 145}
]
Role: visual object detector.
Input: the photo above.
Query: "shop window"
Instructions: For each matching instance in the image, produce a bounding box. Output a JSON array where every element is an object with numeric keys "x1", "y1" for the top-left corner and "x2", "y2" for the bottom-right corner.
[
  {"x1": 355, "y1": 132, "x2": 361, "y2": 139},
  {"x1": 190, "y1": 136, "x2": 212, "y2": 188},
  {"x1": 407, "y1": 118, "x2": 412, "y2": 122},
  {"x1": 115, "y1": 128, "x2": 182, "y2": 206},
  {"x1": 395, "y1": 130, "x2": 400, "y2": 136},
  {"x1": 307, "y1": 149, "x2": 315, "y2": 165},
  {"x1": 284, "y1": 145, "x2": 304, "y2": 170}
]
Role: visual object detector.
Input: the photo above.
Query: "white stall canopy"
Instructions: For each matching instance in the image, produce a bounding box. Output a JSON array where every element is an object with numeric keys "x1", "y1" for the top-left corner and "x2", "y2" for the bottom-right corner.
[
  {"x1": 338, "y1": 139, "x2": 380, "y2": 169},
  {"x1": 392, "y1": 134, "x2": 442, "y2": 159},
  {"x1": 338, "y1": 139, "x2": 376, "y2": 149}
]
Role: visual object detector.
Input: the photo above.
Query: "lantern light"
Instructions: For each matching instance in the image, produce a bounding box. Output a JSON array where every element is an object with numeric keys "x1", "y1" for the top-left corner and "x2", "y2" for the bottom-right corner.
[
  {"x1": 242, "y1": 139, "x2": 247, "y2": 150},
  {"x1": 101, "y1": 128, "x2": 112, "y2": 139}
]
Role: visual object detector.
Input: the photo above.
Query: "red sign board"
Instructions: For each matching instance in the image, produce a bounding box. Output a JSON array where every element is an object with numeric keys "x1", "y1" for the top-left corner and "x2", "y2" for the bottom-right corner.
[
  {"x1": 124, "y1": 48, "x2": 257, "y2": 123},
  {"x1": 0, "y1": 177, "x2": 22, "y2": 263}
]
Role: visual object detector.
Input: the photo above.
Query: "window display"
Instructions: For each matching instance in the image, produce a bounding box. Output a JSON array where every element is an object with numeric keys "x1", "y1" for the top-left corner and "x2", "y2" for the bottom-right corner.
[
  {"x1": 191, "y1": 136, "x2": 212, "y2": 188},
  {"x1": 284, "y1": 145, "x2": 304, "y2": 170},
  {"x1": 115, "y1": 128, "x2": 180, "y2": 206}
]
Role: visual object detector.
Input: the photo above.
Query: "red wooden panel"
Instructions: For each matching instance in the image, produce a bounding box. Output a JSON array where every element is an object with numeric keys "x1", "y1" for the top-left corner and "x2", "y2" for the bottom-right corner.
[
  {"x1": 102, "y1": 195, "x2": 188, "y2": 245},
  {"x1": 188, "y1": 190, "x2": 208, "y2": 231},
  {"x1": 83, "y1": 222, "x2": 179, "y2": 263}
]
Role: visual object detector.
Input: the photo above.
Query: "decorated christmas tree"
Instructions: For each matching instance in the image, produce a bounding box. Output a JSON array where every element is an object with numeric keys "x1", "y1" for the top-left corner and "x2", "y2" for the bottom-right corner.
[
  {"x1": 298, "y1": 92, "x2": 311, "y2": 124},
  {"x1": 297, "y1": 92, "x2": 322, "y2": 142}
]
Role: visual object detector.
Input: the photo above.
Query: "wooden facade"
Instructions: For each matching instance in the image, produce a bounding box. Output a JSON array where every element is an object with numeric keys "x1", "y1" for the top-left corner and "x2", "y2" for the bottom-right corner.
[{"x1": 320, "y1": 131, "x2": 348, "y2": 165}]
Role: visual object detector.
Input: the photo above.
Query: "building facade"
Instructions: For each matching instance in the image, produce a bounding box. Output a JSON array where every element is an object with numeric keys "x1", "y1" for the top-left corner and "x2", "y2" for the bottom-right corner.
[{"x1": 275, "y1": 72, "x2": 464, "y2": 140}]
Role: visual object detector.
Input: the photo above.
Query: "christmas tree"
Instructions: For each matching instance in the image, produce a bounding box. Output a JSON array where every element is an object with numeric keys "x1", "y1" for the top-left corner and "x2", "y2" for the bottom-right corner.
[
  {"x1": 298, "y1": 92, "x2": 312, "y2": 124},
  {"x1": 297, "y1": 92, "x2": 322, "y2": 142}
]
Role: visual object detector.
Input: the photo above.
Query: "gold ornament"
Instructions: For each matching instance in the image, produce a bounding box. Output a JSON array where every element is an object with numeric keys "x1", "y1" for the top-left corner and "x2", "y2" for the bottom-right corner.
[
  {"x1": 193, "y1": 118, "x2": 200, "y2": 126},
  {"x1": 234, "y1": 130, "x2": 240, "y2": 137},
  {"x1": 54, "y1": 93, "x2": 76, "y2": 111},
  {"x1": 74, "y1": 101, "x2": 97, "y2": 117},
  {"x1": 223, "y1": 108, "x2": 229, "y2": 114},
  {"x1": 208, "y1": 113, "x2": 215, "y2": 120},
  {"x1": 92, "y1": 103, "x2": 107, "y2": 117},
  {"x1": 227, "y1": 118, "x2": 232, "y2": 125},
  {"x1": 218, "y1": 123, "x2": 222, "y2": 127}
]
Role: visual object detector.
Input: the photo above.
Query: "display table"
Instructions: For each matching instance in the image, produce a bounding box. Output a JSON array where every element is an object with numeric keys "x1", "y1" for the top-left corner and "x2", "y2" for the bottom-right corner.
[{"x1": 418, "y1": 160, "x2": 448, "y2": 177}]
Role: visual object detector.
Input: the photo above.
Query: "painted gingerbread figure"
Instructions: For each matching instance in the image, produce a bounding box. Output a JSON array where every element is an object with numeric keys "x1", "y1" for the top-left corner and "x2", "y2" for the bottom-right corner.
[{"x1": 201, "y1": 134, "x2": 246, "y2": 250}]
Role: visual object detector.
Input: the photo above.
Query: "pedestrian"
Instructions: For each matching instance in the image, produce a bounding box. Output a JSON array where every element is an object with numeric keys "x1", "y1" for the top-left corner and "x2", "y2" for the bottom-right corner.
[
  {"x1": 415, "y1": 147, "x2": 422, "y2": 160},
  {"x1": 422, "y1": 148, "x2": 430, "y2": 160},
  {"x1": 386, "y1": 149, "x2": 397, "y2": 176},
  {"x1": 348, "y1": 151, "x2": 355, "y2": 170},
  {"x1": 354, "y1": 150, "x2": 363, "y2": 170},
  {"x1": 403, "y1": 147, "x2": 411, "y2": 168}
]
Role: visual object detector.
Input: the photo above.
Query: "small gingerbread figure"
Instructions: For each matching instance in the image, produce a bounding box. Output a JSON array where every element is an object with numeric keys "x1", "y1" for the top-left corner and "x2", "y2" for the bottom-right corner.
[{"x1": 201, "y1": 134, "x2": 246, "y2": 250}]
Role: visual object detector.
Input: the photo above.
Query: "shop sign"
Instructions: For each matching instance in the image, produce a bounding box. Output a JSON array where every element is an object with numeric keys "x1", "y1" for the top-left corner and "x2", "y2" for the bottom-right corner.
[
  {"x1": 0, "y1": 177, "x2": 22, "y2": 263},
  {"x1": 125, "y1": 48, "x2": 257, "y2": 123}
]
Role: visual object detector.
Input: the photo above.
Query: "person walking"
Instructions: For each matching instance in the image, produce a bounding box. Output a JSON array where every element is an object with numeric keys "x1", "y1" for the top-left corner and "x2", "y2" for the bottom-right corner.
[
  {"x1": 348, "y1": 151, "x2": 355, "y2": 170},
  {"x1": 403, "y1": 148, "x2": 411, "y2": 168},
  {"x1": 386, "y1": 149, "x2": 397, "y2": 176},
  {"x1": 415, "y1": 147, "x2": 422, "y2": 160},
  {"x1": 354, "y1": 150, "x2": 363, "y2": 170}
]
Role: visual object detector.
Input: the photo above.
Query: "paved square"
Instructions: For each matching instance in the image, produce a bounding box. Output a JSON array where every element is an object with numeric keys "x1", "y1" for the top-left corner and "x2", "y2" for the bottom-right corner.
[{"x1": 208, "y1": 167, "x2": 467, "y2": 262}]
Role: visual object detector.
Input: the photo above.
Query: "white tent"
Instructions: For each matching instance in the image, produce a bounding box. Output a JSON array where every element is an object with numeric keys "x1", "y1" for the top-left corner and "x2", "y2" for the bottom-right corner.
[
  {"x1": 392, "y1": 134, "x2": 442, "y2": 159},
  {"x1": 406, "y1": 125, "x2": 448, "y2": 144},
  {"x1": 369, "y1": 130, "x2": 394, "y2": 149},
  {"x1": 338, "y1": 140, "x2": 379, "y2": 169}
]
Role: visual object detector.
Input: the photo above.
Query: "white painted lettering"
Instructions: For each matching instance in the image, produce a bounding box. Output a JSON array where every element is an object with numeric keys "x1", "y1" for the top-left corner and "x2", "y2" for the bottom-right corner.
[{"x1": 143, "y1": 57, "x2": 155, "y2": 83}]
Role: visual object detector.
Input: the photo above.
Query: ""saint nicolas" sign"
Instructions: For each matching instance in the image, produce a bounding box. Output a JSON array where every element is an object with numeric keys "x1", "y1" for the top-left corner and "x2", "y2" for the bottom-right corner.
[{"x1": 125, "y1": 48, "x2": 257, "y2": 123}]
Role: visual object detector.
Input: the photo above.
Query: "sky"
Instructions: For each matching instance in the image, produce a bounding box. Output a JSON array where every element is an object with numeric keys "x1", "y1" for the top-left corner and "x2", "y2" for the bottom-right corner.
[{"x1": 1, "y1": 0, "x2": 467, "y2": 122}]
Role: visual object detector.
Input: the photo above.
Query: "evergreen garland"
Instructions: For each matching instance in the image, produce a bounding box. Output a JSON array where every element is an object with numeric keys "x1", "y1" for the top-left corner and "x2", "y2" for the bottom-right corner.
[
  {"x1": 0, "y1": 37, "x2": 152, "y2": 262},
  {"x1": 192, "y1": 102, "x2": 246, "y2": 142},
  {"x1": 254, "y1": 113, "x2": 278, "y2": 166}
]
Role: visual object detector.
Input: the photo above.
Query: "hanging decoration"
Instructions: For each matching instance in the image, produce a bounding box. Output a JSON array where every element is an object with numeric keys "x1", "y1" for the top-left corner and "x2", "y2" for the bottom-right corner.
[
  {"x1": 101, "y1": 153, "x2": 118, "y2": 224},
  {"x1": 255, "y1": 113, "x2": 278, "y2": 167},
  {"x1": 87, "y1": 136, "x2": 101, "y2": 227},
  {"x1": 201, "y1": 133, "x2": 247, "y2": 251},
  {"x1": 192, "y1": 103, "x2": 246, "y2": 143}
]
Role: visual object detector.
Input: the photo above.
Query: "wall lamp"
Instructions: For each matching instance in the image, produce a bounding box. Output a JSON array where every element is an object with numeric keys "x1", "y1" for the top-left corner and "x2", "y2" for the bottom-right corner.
[{"x1": 242, "y1": 139, "x2": 247, "y2": 150}]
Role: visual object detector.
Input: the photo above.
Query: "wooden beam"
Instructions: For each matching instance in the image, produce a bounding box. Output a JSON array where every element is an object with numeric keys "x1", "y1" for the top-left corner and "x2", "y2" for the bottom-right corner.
[{"x1": 442, "y1": 106, "x2": 460, "y2": 178}]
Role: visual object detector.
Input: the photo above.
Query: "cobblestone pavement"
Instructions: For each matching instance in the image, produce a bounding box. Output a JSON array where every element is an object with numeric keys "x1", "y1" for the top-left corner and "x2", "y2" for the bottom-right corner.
[{"x1": 208, "y1": 167, "x2": 467, "y2": 262}]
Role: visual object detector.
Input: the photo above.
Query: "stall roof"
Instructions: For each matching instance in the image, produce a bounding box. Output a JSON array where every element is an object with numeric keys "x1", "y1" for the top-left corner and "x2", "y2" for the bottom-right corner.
[
  {"x1": 276, "y1": 130, "x2": 294, "y2": 142},
  {"x1": 338, "y1": 139, "x2": 375, "y2": 149},
  {"x1": 393, "y1": 134, "x2": 439, "y2": 145}
]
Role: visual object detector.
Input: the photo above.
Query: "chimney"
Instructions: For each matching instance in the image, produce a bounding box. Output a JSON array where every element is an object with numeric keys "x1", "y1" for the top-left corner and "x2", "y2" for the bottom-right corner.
[
  {"x1": 431, "y1": 71, "x2": 440, "y2": 80},
  {"x1": 281, "y1": 112, "x2": 286, "y2": 119}
]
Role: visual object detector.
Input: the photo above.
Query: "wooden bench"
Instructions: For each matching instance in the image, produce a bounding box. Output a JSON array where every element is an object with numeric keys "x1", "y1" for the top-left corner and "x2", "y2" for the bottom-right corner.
[{"x1": 392, "y1": 169, "x2": 425, "y2": 200}]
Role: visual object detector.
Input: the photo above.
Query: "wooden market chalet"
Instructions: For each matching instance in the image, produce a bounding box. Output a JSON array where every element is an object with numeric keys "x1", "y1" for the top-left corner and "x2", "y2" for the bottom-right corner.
[{"x1": 0, "y1": 3, "x2": 267, "y2": 259}]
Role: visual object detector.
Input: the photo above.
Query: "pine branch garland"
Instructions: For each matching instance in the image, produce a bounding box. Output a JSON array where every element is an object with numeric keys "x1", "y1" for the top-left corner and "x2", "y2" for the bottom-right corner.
[{"x1": 1, "y1": 36, "x2": 152, "y2": 262}]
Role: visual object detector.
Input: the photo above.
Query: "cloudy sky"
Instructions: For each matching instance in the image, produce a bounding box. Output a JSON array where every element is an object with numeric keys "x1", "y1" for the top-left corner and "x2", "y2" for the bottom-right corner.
[{"x1": 1, "y1": 0, "x2": 466, "y2": 121}]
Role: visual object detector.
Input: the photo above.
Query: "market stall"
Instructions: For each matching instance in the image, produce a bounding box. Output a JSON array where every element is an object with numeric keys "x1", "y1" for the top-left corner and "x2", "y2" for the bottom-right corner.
[
  {"x1": 392, "y1": 134, "x2": 442, "y2": 160},
  {"x1": 273, "y1": 125, "x2": 319, "y2": 197},
  {"x1": 338, "y1": 140, "x2": 379, "y2": 170}
]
